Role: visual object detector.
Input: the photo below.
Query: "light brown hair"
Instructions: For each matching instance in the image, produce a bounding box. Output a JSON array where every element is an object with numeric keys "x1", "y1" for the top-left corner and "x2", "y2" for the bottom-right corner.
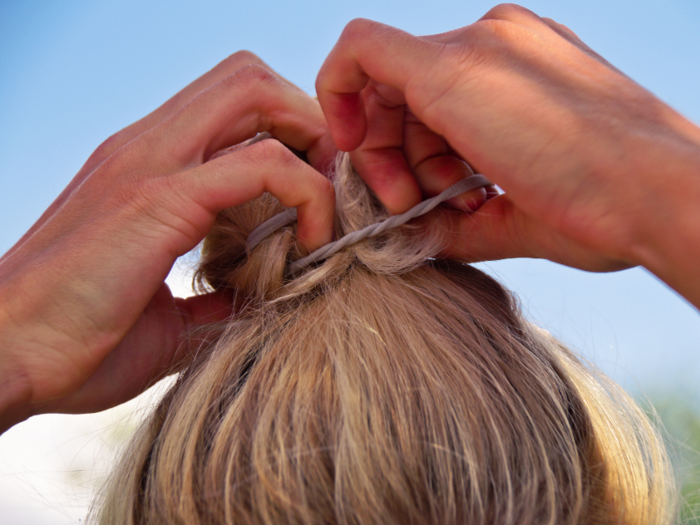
[{"x1": 93, "y1": 151, "x2": 676, "y2": 524}]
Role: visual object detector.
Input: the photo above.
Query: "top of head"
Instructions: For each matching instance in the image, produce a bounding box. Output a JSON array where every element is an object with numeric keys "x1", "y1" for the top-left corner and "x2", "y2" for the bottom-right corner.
[
  {"x1": 196, "y1": 138, "x2": 458, "y2": 303},
  {"x1": 99, "y1": 135, "x2": 675, "y2": 525}
]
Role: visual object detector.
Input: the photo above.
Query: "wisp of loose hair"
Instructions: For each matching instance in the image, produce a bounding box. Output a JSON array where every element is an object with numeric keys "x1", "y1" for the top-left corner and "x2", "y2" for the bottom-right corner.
[{"x1": 91, "y1": 142, "x2": 676, "y2": 525}]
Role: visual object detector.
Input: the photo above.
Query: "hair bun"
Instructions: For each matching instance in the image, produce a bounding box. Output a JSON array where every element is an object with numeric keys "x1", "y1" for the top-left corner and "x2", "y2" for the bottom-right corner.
[{"x1": 196, "y1": 151, "x2": 448, "y2": 303}]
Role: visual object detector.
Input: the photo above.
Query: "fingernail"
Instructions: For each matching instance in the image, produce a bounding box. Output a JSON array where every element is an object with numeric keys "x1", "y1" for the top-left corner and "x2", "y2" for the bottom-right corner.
[{"x1": 446, "y1": 187, "x2": 488, "y2": 212}]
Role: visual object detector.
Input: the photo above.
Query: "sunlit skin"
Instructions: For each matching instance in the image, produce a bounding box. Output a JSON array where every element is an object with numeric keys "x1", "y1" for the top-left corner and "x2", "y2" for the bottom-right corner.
[
  {"x1": 0, "y1": 53, "x2": 341, "y2": 432},
  {"x1": 1, "y1": 3, "x2": 700, "y2": 434},
  {"x1": 316, "y1": 4, "x2": 700, "y2": 297}
]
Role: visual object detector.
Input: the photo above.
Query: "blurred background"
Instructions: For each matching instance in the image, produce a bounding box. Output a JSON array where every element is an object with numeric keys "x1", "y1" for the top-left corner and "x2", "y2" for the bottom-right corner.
[{"x1": 1, "y1": 0, "x2": 699, "y2": 522}]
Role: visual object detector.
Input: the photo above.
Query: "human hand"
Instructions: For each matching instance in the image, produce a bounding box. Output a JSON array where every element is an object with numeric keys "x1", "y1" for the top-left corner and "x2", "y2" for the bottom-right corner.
[
  {"x1": 316, "y1": 4, "x2": 700, "y2": 277},
  {"x1": 0, "y1": 52, "x2": 336, "y2": 431}
]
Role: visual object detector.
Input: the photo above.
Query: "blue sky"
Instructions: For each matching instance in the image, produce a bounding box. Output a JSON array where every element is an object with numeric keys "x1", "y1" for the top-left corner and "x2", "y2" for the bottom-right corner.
[
  {"x1": 1, "y1": 2, "x2": 700, "y2": 521},
  {"x1": 2, "y1": 0, "x2": 700, "y2": 379},
  {"x1": 2, "y1": 0, "x2": 700, "y2": 391}
]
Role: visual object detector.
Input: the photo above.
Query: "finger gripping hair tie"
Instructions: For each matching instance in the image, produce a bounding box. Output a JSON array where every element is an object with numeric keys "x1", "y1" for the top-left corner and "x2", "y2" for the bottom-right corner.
[{"x1": 246, "y1": 174, "x2": 491, "y2": 276}]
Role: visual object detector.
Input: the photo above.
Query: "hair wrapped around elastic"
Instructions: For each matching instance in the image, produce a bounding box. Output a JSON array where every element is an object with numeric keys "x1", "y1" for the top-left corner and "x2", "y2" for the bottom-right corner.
[{"x1": 92, "y1": 148, "x2": 676, "y2": 525}]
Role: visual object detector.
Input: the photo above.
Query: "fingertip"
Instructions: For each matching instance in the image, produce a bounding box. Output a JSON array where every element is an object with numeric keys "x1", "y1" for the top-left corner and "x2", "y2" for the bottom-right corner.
[
  {"x1": 295, "y1": 177, "x2": 336, "y2": 254},
  {"x1": 179, "y1": 291, "x2": 234, "y2": 326},
  {"x1": 350, "y1": 148, "x2": 422, "y2": 215},
  {"x1": 295, "y1": 215, "x2": 335, "y2": 256},
  {"x1": 384, "y1": 183, "x2": 423, "y2": 215}
]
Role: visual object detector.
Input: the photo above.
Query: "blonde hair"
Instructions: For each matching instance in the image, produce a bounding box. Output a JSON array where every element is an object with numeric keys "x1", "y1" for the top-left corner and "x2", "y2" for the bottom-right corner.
[{"x1": 93, "y1": 150, "x2": 676, "y2": 524}]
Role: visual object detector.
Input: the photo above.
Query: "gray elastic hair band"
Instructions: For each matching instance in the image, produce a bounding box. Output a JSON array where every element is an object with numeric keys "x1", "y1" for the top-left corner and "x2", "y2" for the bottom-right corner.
[{"x1": 246, "y1": 173, "x2": 491, "y2": 275}]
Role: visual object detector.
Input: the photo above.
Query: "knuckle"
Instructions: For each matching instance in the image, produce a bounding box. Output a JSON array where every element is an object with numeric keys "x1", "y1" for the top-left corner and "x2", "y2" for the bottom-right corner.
[
  {"x1": 318, "y1": 174, "x2": 335, "y2": 200},
  {"x1": 214, "y1": 50, "x2": 264, "y2": 76},
  {"x1": 543, "y1": 18, "x2": 579, "y2": 39},
  {"x1": 96, "y1": 132, "x2": 122, "y2": 152},
  {"x1": 426, "y1": 20, "x2": 522, "y2": 77},
  {"x1": 222, "y1": 63, "x2": 277, "y2": 92},
  {"x1": 308, "y1": 163, "x2": 334, "y2": 194},
  {"x1": 248, "y1": 140, "x2": 333, "y2": 199},
  {"x1": 226, "y1": 49, "x2": 263, "y2": 66},
  {"x1": 340, "y1": 17, "x2": 375, "y2": 41},
  {"x1": 86, "y1": 132, "x2": 124, "y2": 165},
  {"x1": 308, "y1": 171, "x2": 335, "y2": 212},
  {"x1": 467, "y1": 18, "x2": 523, "y2": 54},
  {"x1": 247, "y1": 138, "x2": 300, "y2": 169},
  {"x1": 87, "y1": 142, "x2": 134, "y2": 182},
  {"x1": 483, "y1": 3, "x2": 537, "y2": 21}
]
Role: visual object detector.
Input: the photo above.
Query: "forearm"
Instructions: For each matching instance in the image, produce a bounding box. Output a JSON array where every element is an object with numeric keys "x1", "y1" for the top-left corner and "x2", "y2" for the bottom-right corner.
[
  {"x1": 637, "y1": 188, "x2": 700, "y2": 310},
  {"x1": 630, "y1": 130, "x2": 700, "y2": 310}
]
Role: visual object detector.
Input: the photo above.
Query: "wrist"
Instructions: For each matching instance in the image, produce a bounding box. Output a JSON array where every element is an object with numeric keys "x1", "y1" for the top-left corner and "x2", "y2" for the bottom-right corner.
[
  {"x1": 0, "y1": 317, "x2": 34, "y2": 434},
  {"x1": 0, "y1": 274, "x2": 43, "y2": 432},
  {"x1": 0, "y1": 376, "x2": 33, "y2": 434},
  {"x1": 629, "y1": 132, "x2": 700, "y2": 309}
]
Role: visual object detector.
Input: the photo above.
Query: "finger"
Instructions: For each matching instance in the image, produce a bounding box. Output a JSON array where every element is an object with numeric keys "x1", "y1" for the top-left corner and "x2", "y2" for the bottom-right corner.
[
  {"x1": 209, "y1": 129, "x2": 338, "y2": 178},
  {"x1": 403, "y1": 113, "x2": 487, "y2": 212},
  {"x1": 10, "y1": 141, "x2": 334, "y2": 412},
  {"x1": 541, "y1": 17, "x2": 582, "y2": 43},
  {"x1": 85, "y1": 51, "x2": 273, "y2": 170},
  {"x1": 424, "y1": 5, "x2": 551, "y2": 50},
  {"x1": 306, "y1": 132, "x2": 339, "y2": 176},
  {"x1": 478, "y1": 5, "x2": 619, "y2": 76},
  {"x1": 157, "y1": 64, "x2": 330, "y2": 170},
  {"x1": 41, "y1": 287, "x2": 235, "y2": 415},
  {"x1": 435, "y1": 194, "x2": 626, "y2": 272},
  {"x1": 316, "y1": 18, "x2": 444, "y2": 152},
  {"x1": 413, "y1": 5, "x2": 546, "y2": 50},
  {"x1": 428, "y1": 6, "x2": 599, "y2": 73},
  {"x1": 436, "y1": 195, "x2": 535, "y2": 263},
  {"x1": 478, "y1": 3, "x2": 547, "y2": 27},
  {"x1": 177, "y1": 289, "x2": 234, "y2": 326},
  {"x1": 7, "y1": 52, "x2": 277, "y2": 258},
  {"x1": 348, "y1": 81, "x2": 421, "y2": 214},
  {"x1": 9, "y1": 82, "x2": 332, "y2": 272},
  {"x1": 169, "y1": 139, "x2": 335, "y2": 253}
]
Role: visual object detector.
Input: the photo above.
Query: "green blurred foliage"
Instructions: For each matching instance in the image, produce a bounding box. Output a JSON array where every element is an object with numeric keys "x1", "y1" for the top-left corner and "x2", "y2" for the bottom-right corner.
[{"x1": 645, "y1": 394, "x2": 700, "y2": 524}]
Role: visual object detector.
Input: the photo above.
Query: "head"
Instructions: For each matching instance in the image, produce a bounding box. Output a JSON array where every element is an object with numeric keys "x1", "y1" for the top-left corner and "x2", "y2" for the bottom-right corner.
[{"x1": 93, "y1": 146, "x2": 675, "y2": 525}]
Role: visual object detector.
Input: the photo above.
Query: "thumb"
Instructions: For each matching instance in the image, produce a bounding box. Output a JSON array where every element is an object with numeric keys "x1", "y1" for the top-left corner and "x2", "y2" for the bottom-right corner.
[{"x1": 436, "y1": 195, "x2": 630, "y2": 272}]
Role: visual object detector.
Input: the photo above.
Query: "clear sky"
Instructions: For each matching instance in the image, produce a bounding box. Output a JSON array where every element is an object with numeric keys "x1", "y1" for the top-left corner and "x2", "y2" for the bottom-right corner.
[{"x1": 1, "y1": 0, "x2": 700, "y2": 522}]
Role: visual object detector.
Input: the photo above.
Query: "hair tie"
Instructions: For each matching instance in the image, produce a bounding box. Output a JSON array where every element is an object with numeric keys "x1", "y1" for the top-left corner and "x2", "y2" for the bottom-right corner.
[{"x1": 246, "y1": 174, "x2": 491, "y2": 275}]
